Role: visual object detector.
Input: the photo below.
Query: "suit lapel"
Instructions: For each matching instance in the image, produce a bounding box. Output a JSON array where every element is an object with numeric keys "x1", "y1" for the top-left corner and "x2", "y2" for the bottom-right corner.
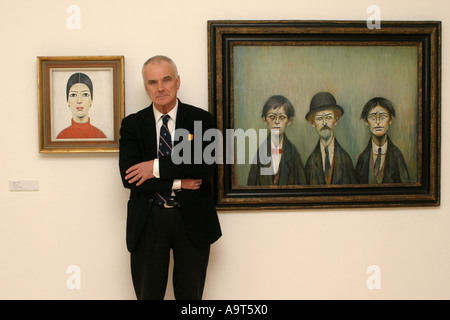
[
  {"x1": 142, "y1": 105, "x2": 157, "y2": 159},
  {"x1": 313, "y1": 142, "x2": 326, "y2": 184},
  {"x1": 172, "y1": 100, "x2": 191, "y2": 146},
  {"x1": 278, "y1": 136, "x2": 292, "y2": 185},
  {"x1": 175, "y1": 100, "x2": 190, "y2": 129},
  {"x1": 382, "y1": 136, "x2": 395, "y2": 182}
]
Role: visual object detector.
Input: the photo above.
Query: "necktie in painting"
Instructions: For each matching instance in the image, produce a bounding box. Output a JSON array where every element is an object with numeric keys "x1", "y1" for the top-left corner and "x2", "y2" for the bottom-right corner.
[
  {"x1": 324, "y1": 146, "x2": 331, "y2": 177},
  {"x1": 374, "y1": 147, "x2": 382, "y2": 174}
]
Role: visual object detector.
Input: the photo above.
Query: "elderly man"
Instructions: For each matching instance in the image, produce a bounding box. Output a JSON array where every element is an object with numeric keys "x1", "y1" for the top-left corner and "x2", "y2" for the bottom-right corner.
[
  {"x1": 304, "y1": 92, "x2": 358, "y2": 185},
  {"x1": 119, "y1": 55, "x2": 221, "y2": 300}
]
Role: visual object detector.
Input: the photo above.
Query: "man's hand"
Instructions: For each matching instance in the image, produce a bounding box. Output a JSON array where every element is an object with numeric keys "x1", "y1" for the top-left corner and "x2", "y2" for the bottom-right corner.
[
  {"x1": 181, "y1": 179, "x2": 202, "y2": 190},
  {"x1": 125, "y1": 160, "x2": 155, "y2": 186}
]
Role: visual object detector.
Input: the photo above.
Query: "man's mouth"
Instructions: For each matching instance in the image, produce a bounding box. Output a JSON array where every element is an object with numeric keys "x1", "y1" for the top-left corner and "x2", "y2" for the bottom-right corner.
[{"x1": 76, "y1": 107, "x2": 84, "y2": 111}]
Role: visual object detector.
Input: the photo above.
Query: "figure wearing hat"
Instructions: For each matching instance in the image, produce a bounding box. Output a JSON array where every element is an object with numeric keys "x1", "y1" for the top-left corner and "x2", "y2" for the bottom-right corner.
[{"x1": 304, "y1": 92, "x2": 358, "y2": 185}]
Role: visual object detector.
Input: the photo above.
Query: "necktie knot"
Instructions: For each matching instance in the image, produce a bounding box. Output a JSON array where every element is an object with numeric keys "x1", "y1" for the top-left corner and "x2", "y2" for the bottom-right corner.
[
  {"x1": 158, "y1": 114, "x2": 172, "y2": 158},
  {"x1": 162, "y1": 114, "x2": 170, "y2": 124}
]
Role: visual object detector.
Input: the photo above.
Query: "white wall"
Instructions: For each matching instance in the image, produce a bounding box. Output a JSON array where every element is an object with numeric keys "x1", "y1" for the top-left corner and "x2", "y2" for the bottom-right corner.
[{"x1": 0, "y1": 0, "x2": 448, "y2": 299}]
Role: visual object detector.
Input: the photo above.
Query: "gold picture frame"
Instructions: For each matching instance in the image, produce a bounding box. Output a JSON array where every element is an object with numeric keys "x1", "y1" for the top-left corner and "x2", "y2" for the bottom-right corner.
[{"x1": 37, "y1": 56, "x2": 125, "y2": 153}]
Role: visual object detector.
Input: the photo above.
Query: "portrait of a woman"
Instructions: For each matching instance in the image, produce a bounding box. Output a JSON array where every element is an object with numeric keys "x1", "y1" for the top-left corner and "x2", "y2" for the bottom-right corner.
[{"x1": 56, "y1": 72, "x2": 107, "y2": 139}]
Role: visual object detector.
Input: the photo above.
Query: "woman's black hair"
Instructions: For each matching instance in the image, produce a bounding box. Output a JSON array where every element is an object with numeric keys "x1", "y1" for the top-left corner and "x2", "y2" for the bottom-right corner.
[{"x1": 66, "y1": 73, "x2": 93, "y2": 101}]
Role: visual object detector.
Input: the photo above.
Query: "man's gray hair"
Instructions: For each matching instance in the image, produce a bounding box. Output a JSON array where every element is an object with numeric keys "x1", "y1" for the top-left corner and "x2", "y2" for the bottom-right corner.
[{"x1": 142, "y1": 55, "x2": 179, "y2": 80}]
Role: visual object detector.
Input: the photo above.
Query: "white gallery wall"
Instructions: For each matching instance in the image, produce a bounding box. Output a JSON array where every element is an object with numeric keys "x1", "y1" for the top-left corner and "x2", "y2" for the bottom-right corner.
[{"x1": 0, "y1": 0, "x2": 449, "y2": 299}]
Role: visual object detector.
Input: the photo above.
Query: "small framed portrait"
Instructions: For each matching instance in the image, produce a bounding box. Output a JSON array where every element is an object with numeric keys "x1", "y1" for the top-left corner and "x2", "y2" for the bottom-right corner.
[
  {"x1": 37, "y1": 56, "x2": 125, "y2": 153},
  {"x1": 208, "y1": 20, "x2": 441, "y2": 210}
]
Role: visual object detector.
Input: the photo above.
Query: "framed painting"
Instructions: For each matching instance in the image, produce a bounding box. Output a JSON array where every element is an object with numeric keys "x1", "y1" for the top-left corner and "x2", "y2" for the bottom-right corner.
[
  {"x1": 37, "y1": 56, "x2": 125, "y2": 153},
  {"x1": 208, "y1": 20, "x2": 441, "y2": 210}
]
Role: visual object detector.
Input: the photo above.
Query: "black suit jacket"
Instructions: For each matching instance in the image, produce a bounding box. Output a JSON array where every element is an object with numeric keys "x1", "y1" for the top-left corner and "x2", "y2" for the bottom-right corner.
[
  {"x1": 119, "y1": 100, "x2": 221, "y2": 252},
  {"x1": 247, "y1": 134, "x2": 307, "y2": 185},
  {"x1": 305, "y1": 139, "x2": 358, "y2": 185},
  {"x1": 355, "y1": 136, "x2": 410, "y2": 183}
]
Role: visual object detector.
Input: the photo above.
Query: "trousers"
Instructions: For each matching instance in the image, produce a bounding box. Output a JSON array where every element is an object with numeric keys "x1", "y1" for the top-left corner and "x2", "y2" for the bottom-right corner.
[{"x1": 130, "y1": 203, "x2": 210, "y2": 300}]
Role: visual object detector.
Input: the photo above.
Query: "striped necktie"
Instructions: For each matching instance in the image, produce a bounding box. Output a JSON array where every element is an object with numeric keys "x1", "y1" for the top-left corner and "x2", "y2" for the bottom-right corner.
[{"x1": 155, "y1": 114, "x2": 172, "y2": 205}]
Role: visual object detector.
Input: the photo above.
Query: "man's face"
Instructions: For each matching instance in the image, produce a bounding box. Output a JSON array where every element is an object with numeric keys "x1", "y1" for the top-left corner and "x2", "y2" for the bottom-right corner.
[
  {"x1": 142, "y1": 60, "x2": 180, "y2": 111},
  {"x1": 67, "y1": 83, "x2": 92, "y2": 122},
  {"x1": 263, "y1": 106, "x2": 291, "y2": 138},
  {"x1": 312, "y1": 109, "x2": 339, "y2": 141},
  {"x1": 366, "y1": 104, "x2": 392, "y2": 137}
]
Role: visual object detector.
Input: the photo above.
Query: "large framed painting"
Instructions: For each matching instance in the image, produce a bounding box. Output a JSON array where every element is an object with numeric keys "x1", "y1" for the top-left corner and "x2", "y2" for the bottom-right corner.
[
  {"x1": 37, "y1": 56, "x2": 125, "y2": 153},
  {"x1": 208, "y1": 20, "x2": 441, "y2": 210}
]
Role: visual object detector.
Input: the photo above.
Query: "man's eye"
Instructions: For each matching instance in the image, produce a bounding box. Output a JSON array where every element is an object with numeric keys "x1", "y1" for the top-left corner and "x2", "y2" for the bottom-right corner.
[{"x1": 82, "y1": 93, "x2": 90, "y2": 97}]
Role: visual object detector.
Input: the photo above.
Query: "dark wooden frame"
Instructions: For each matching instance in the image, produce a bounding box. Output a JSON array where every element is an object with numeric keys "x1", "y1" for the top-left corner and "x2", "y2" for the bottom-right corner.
[
  {"x1": 37, "y1": 56, "x2": 125, "y2": 153},
  {"x1": 208, "y1": 20, "x2": 441, "y2": 210}
]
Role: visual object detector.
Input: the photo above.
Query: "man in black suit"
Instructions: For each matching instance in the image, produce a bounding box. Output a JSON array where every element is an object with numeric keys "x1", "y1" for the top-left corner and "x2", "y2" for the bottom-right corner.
[
  {"x1": 355, "y1": 97, "x2": 410, "y2": 184},
  {"x1": 304, "y1": 92, "x2": 358, "y2": 185},
  {"x1": 119, "y1": 55, "x2": 221, "y2": 300}
]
